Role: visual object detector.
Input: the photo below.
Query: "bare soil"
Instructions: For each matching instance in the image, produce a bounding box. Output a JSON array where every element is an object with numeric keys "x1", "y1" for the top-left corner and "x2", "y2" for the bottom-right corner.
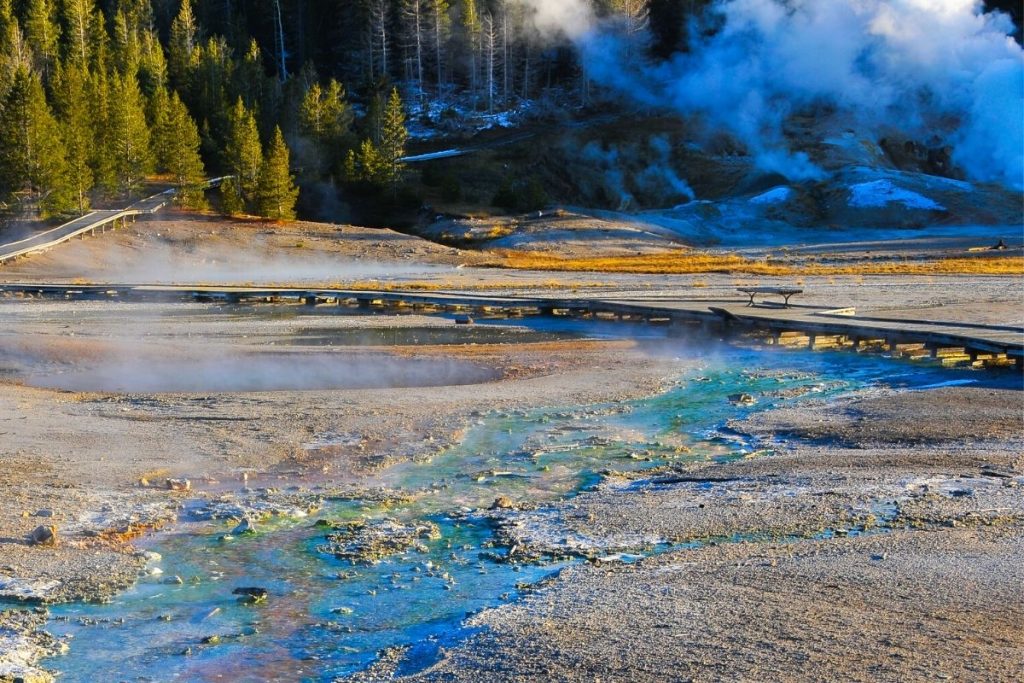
[{"x1": 397, "y1": 383, "x2": 1024, "y2": 683}]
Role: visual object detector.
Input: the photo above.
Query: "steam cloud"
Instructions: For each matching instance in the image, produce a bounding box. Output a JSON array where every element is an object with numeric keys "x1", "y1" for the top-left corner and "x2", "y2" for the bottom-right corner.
[
  {"x1": 521, "y1": 0, "x2": 1024, "y2": 188},
  {"x1": 68, "y1": 240, "x2": 450, "y2": 285}
]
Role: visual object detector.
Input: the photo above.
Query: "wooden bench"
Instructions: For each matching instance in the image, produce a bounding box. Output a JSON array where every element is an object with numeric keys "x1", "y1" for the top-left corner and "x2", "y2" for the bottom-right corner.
[{"x1": 737, "y1": 286, "x2": 803, "y2": 308}]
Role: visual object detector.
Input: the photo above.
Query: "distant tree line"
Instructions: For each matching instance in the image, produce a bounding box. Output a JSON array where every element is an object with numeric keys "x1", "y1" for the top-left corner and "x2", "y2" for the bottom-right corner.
[
  {"x1": 14, "y1": 1, "x2": 1013, "y2": 223},
  {"x1": 0, "y1": 0, "x2": 728, "y2": 221}
]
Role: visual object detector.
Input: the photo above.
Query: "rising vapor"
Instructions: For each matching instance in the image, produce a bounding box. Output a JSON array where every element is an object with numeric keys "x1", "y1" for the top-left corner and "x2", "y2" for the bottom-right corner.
[{"x1": 520, "y1": 0, "x2": 1024, "y2": 188}]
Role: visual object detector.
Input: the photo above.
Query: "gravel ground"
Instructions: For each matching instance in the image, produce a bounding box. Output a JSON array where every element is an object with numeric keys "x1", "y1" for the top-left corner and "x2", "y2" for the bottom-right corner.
[
  {"x1": 381, "y1": 381, "x2": 1024, "y2": 683},
  {"x1": 396, "y1": 526, "x2": 1024, "y2": 683}
]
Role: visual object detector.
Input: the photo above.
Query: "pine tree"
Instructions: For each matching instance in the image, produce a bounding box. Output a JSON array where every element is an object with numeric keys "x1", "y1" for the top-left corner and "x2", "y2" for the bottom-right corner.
[
  {"x1": 482, "y1": 12, "x2": 495, "y2": 112},
  {"x1": 0, "y1": 68, "x2": 73, "y2": 216},
  {"x1": 148, "y1": 84, "x2": 171, "y2": 170},
  {"x1": 190, "y1": 36, "x2": 234, "y2": 149},
  {"x1": 379, "y1": 87, "x2": 408, "y2": 187},
  {"x1": 365, "y1": 90, "x2": 384, "y2": 145},
  {"x1": 367, "y1": 0, "x2": 390, "y2": 81},
  {"x1": 0, "y1": 1, "x2": 25, "y2": 94},
  {"x1": 168, "y1": 0, "x2": 197, "y2": 88},
  {"x1": 256, "y1": 126, "x2": 298, "y2": 220},
  {"x1": 163, "y1": 91, "x2": 206, "y2": 208},
  {"x1": 85, "y1": 4, "x2": 107, "y2": 73},
  {"x1": 86, "y1": 66, "x2": 116, "y2": 193},
  {"x1": 108, "y1": 72, "x2": 154, "y2": 196},
  {"x1": 137, "y1": 28, "x2": 167, "y2": 93},
  {"x1": 60, "y1": 0, "x2": 92, "y2": 66},
  {"x1": 299, "y1": 78, "x2": 353, "y2": 174},
  {"x1": 219, "y1": 175, "x2": 243, "y2": 215},
  {"x1": 23, "y1": 0, "x2": 59, "y2": 76},
  {"x1": 343, "y1": 148, "x2": 358, "y2": 181},
  {"x1": 346, "y1": 138, "x2": 386, "y2": 185},
  {"x1": 233, "y1": 39, "x2": 268, "y2": 112},
  {"x1": 51, "y1": 60, "x2": 93, "y2": 211},
  {"x1": 223, "y1": 96, "x2": 262, "y2": 210}
]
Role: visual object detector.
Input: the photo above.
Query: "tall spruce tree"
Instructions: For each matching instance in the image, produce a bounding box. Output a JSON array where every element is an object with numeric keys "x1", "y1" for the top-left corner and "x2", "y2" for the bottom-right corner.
[
  {"x1": 222, "y1": 96, "x2": 262, "y2": 211},
  {"x1": 86, "y1": 66, "x2": 116, "y2": 193},
  {"x1": 111, "y1": 9, "x2": 139, "y2": 76},
  {"x1": 379, "y1": 87, "x2": 408, "y2": 187},
  {"x1": 51, "y1": 60, "x2": 93, "y2": 211},
  {"x1": 256, "y1": 125, "x2": 298, "y2": 220},
  {"x1": 299, "y1": 78, "x2": 353, "y2": 175},
  {"x1": 60, "y1": 0, "x2": 92, "y2": 66},
  {"x1": 219, "y1": 176, "x2": 243, "y2": 215},
  {"x1": 0, "y1": 0, "x2": 23, "y2": 95},
  {"x1": 108, "y1": 71, "x2": 153, "y2": 196},
  {"x1": 350, "y1": 137, "x2": 385, "y2": 184},
  {"x1": 167, "y1": 0, "x2": 196, "y2": 88},
  {"x1": 147, "y1": 83, "x2": 171, "y2": 169},
  {"x1": 23, "y1": 0, "x2": 59, "y2": 76},
  {"x1": 163, "y1": 91, "x2": 206, "y2": 208},
  {"x1": 0, "y1": 67, "x2": 73, "y2": 216},
  {"x1": 429, "y1": 0, "x2": 449, "y2": 90}
]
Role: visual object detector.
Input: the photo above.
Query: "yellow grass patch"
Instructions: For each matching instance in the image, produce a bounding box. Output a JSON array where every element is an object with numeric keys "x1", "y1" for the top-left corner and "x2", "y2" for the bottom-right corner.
[
  {"x1": 496, "y1": 250, "x2": 1024, "y2": 276},
  {"x1": 336, "y1": 279, "x2": 613, "y2": 291}
]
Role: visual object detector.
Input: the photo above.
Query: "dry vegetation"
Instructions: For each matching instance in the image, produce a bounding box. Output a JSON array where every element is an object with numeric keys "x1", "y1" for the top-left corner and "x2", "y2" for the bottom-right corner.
[{"x1": 496, "y1": 251, "x2": 1024, "y2": 276}]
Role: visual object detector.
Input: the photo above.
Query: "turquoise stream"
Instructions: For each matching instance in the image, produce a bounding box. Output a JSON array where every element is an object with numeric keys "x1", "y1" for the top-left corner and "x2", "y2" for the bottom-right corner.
[{"x1": 41, "y1": 328, "x2": 963, "y2": 682}]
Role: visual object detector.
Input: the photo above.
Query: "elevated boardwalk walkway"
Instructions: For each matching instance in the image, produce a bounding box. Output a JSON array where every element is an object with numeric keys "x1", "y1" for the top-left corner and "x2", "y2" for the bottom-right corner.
[
  {"x1": 0, "y1": 179, "x2": 227, "y2": 264},
  {"x1": 2, "y1": 283, "x2": 1021, "y2": 369}
]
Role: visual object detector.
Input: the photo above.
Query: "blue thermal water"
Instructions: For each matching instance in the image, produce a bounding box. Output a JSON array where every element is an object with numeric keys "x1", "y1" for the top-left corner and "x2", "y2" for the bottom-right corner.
[{"x1": 42, "y1": 338, "x2": 964, "y2": 682}]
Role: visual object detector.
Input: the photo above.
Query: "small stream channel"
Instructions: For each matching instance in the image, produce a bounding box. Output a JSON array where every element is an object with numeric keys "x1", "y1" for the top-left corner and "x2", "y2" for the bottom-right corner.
[{"x1": 40, "y1": 327, "x2": 964, "y2": 682}]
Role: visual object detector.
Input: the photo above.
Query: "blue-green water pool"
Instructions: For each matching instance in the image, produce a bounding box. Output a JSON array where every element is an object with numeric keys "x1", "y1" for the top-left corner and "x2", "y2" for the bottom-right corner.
[{"x1": 42, "y1": 335, "x2": 966, "y2": 682}]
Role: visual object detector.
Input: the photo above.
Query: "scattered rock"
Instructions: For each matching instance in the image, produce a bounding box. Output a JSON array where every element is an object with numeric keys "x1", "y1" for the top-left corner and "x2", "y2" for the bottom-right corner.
[
  {"x1": 32, "y1": 510, "x2": 53, "y2": 518},
  {"x1": 0, "y1": 578, "x2": 61, "y2": 601},
  {"x1": 163, "y1": 576, "x2": 184, "y2": 585},
  {"x1": 165, "y1": 479, "x2": 191, "y2": 492},
  {"x1": 231, "y1": 517, "x2": 257, "y2": 535},
  {"x1": 318, "y1": 518, "x2": 441, "y2": 564},
  {"x1": 27, "y1": 526, "x2": 56, "y2": 547},
  {"x1": 0, "y1": 608, "x2": 66, "y2": 683},
  {"x1": 232, "y1": 587, "x2": 268, "y2": 604},
  {"x1": 491, "y1": 496, "x2": 515, "y2": 510}
]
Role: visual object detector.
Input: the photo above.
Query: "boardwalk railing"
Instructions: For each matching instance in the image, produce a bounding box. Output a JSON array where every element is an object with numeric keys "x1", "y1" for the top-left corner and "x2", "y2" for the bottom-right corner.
[
  {"x1": 2, "y1": 283, "x2": 1021, "y2": 369},
  {"x1": 0, "y1": 178, "x2": 230, "y2": 264}
]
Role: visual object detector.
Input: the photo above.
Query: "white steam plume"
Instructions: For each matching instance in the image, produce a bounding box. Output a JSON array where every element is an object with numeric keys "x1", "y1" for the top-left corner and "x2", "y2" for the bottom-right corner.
[
  {"x1": 518, "y1": 0, "x2": 596, "y2": 40},
  {"x1": 521, "y1": 0, "x2": 1024, "y2": 188}
]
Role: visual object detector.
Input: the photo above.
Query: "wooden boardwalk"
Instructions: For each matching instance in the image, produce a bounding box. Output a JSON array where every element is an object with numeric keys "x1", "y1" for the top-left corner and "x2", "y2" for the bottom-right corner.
[
  {"x1": 0, "y1": 179, "x2": 226, "y2": 264},
  {"x1": 2, "y1": 283, "x2": 1021, "y2": 368}
]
